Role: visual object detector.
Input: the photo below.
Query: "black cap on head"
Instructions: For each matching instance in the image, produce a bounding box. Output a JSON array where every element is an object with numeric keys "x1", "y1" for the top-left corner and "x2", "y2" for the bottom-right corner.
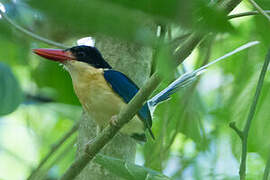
[{"x1": 67, "y1": 45, "x2": 112, "y2": 69}]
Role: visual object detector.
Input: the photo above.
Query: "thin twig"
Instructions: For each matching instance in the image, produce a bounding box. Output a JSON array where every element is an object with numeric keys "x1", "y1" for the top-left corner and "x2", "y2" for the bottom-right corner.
[
  {"x1": 240, "y1": 49, "x2": 270, "y2": 180},
  {"x1": 229, "y1": 122, "x2": 243, "y2": 139},
  {"x1": 230, "y1": 49, "x2": 270, "y2": 180},
  {"x1": 0, "y1": 10, "x2": 68, "y2": 49},
  {"x1": 38, "y1": 138, "x2": 77, "y2": 180},
  {"x1": 228, "y1": 10, "x2": 270, "y2": 19},
  {"x1": 150, "y1": 24, "x2": 166, "y2": 75},
  {"x1": 27, "y1": 122, "x2": 79, "y2": 180},
  {"x1": 263, "y1": 149, "x2": 270, "y2": 180},
  {"x1": 174, "y1": 33, "x2": 203, "y2": 64},
  {"x1": 60, "y1": 73, "x2": 161, "y2": 180},
  {"x1": 247, "y1": 0, "x2": 270, "y2": 22}
]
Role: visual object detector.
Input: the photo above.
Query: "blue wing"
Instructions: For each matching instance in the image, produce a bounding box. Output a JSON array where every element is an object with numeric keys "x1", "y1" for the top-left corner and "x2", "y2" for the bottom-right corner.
[{"x1": 103, "y1": 70, "x2": 154, "y2": 139}]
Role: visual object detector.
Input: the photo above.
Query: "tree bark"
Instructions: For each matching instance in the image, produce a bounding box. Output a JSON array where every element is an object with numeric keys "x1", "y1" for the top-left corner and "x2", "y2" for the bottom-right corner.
[{"x1": 75, "y1": 36, "x2": 152, "y2": 180}]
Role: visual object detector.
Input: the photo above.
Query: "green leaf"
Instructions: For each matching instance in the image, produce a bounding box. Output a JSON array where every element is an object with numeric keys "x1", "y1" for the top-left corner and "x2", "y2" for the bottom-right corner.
[
  {"x1": 143, "y1": 87, "x2": 206, "y2": 170},
  {"x1": 94, "y1": 154, "x2": 171, "y2": 180},
  {"x1": 155, "y1": 45, "x2": 175, "y2": 80},
  {"x1": 254, "y1": 16, "x2": 270, "y2": 45},
  {"x1": 0, "y1": 62, "x2": 23, "y2": 116},
  {"x1": 28, "y1": 0, "x2": 157, "y2": 46},
  {"x1": 99, "y1": 0, "x2": 183, "y2": 21},
  {"x1": 0, "y1": 21, "x2": 12, "y2": 38},
  {"x1": 192, "y1": 1, "x2": 234, "y2": 33}
]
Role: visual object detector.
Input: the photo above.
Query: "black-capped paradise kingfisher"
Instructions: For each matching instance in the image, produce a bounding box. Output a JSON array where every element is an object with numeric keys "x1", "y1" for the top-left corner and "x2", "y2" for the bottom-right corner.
[
  {"x1": 32, "y1": 41, "x2": 257, "y2": 142},
  {"x1": 33, "y1": 45, "x2": 154, "y2": 142}
]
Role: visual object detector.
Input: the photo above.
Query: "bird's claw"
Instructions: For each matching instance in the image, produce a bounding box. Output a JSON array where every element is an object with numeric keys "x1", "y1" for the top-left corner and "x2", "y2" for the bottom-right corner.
[
  {"x1": 84, "y1": 138, "x2": 96, "y2": 153},
  {"x1": 110, "y1": 115, "x2": 119, "y2": 127}
]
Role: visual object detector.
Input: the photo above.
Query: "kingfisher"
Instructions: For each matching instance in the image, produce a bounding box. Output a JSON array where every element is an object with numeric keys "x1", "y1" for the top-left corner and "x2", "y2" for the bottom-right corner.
[
  {"x1": 32, "y1": 41, "x2": 257, "y2": 142},
  {"x1": 33, "y1": 45, "x2": 154, "y2": 142}
]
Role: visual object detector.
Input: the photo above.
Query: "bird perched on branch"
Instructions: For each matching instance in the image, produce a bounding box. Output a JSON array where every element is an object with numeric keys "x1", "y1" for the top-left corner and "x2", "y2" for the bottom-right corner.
[
  {"x1": 33, "y1": 41, "x2": 258, "y2": 142},
  {"x1": 33, "y1": 45, "x2": 154, "y2": 142}
]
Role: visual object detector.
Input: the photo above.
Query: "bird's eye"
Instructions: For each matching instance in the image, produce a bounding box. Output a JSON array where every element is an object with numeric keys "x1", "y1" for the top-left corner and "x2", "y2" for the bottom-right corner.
[{"x1": 77, "y1": 51, "x2": 86, "y2": 58}]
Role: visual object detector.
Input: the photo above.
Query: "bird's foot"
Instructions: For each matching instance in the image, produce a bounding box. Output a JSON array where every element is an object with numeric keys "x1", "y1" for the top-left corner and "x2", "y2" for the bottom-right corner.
[
  {"x1": 110, "y1": 115, "x2": 119, "y2": 127},
  {"x1": 84, "y1": 137, "x2": 96, "y2": 153}
]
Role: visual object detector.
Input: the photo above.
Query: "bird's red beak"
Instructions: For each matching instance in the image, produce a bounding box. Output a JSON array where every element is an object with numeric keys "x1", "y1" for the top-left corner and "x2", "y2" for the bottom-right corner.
[{"x1": 32, "y1": 48, "x2": 75, "y2": 62}]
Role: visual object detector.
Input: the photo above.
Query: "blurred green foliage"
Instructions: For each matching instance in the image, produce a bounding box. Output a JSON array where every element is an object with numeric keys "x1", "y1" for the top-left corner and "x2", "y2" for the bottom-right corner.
[
  {"x1": 1, "y1": 0, "x2": 270, "y2": 179},
  {"x1": 0, "y1": 62, "x2": 23, "y2": 116}
]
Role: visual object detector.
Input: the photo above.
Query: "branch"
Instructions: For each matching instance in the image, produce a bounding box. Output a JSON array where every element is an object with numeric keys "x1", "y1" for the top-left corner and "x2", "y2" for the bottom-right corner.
[
  {"x1": 174, "y1": 33, "x2": 203, "y2": 64},
  {"x1": 39, "y1": 138, "x2": 77, "y2": 179},
  {"x1": 228, "y1": 10, "x2": 270, "y2": 19},
  {"x1": 247, "y1": 0, "x2": 270, "y2": 22},
  {"x1": 0, "y1": 10, "x2": 68, "y2": 49},
  {"x1": 229, "y1": 122, "x2": 243, "y2": 139},
  {"x1": 27, "y1": 122, "x2": 79, "y2": 180},
  {"x1": 60, "y1": 73, "x2": 161, "y2": 180},
  {"x1": 230, "y1": 49, "x2": 270, "y2": 180},
  {"x1": 240, "y1": 49, "x2": 270, "y2": 180}
]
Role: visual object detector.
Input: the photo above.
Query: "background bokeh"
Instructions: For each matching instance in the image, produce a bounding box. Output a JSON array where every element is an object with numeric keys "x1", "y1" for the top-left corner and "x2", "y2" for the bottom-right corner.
[{"x1": 0, "y1": 0, "x2": 270, "y2": 179}]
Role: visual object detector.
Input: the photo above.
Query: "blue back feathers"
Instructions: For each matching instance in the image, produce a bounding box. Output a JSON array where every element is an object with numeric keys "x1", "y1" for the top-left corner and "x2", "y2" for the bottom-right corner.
[{"x1": 103, "y1": 70, "x2": 154, "y2": 139}]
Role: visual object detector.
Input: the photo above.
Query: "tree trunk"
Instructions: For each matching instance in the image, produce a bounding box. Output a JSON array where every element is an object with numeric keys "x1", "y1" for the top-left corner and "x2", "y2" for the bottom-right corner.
[{"x1": 75, "y1": 36, "x2": 152, "y2": 180}]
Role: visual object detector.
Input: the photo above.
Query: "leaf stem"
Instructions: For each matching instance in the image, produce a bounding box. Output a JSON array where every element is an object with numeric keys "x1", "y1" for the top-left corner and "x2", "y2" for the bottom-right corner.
[
  {"x1": 229, "y1": 122, "x2": 243, "y2": 140},
  {"x1": 228, "y1": 10, "x2": 270, "y2": 19},
  {"x1": 247, "y1": 0, "x2": 270, "y2": 22},
  {"x1": 230, "y1": 49, "x2": 270, "y2": 180}
]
